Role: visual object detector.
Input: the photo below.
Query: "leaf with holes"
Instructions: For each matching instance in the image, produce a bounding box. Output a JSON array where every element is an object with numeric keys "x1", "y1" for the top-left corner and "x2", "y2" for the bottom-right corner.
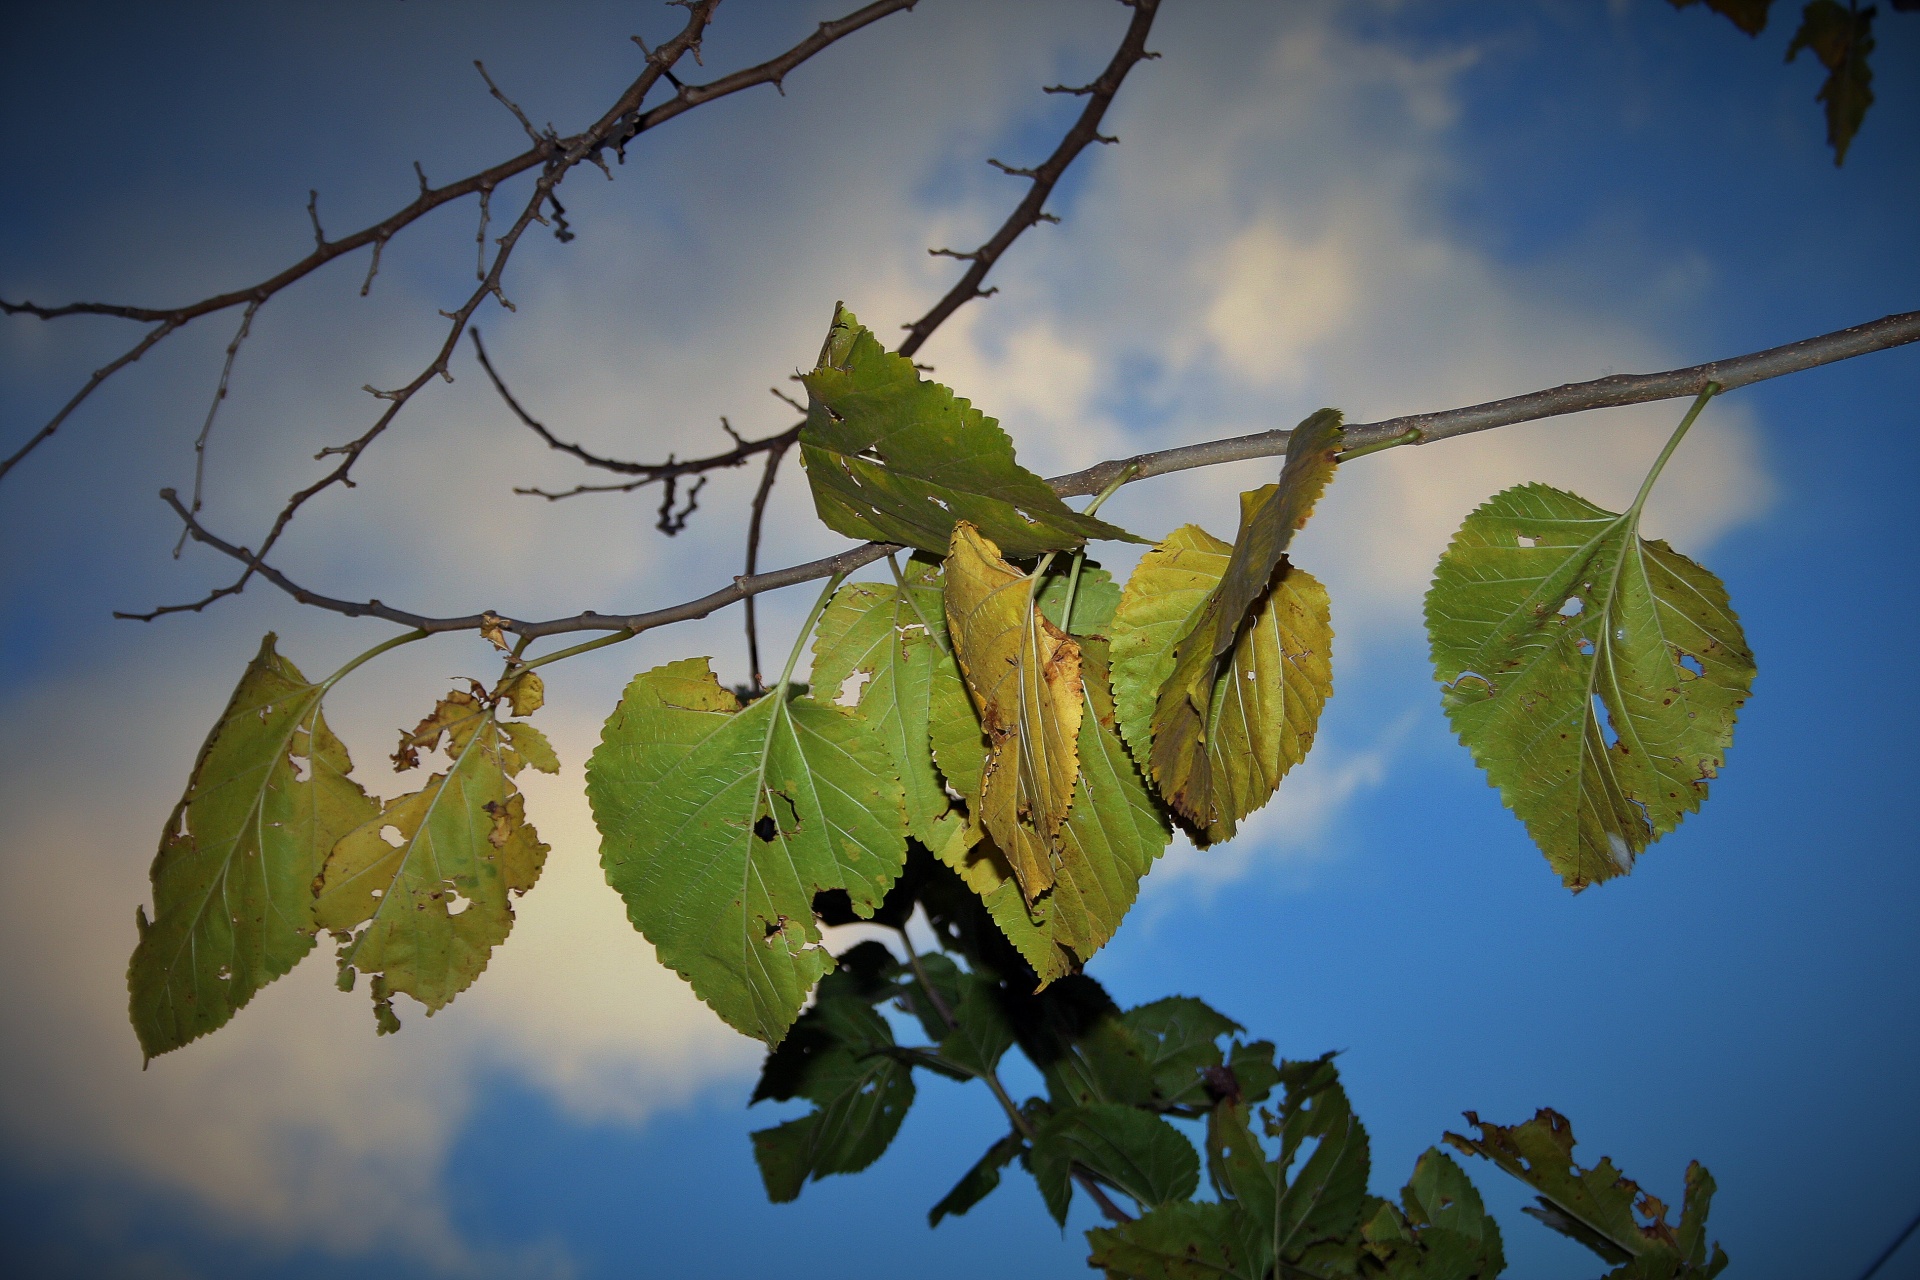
[
  {"x1": 799, "y1": 306, "x2": 1138, "y2": 557},
  {"x1": 314, "y1": 690, "x2": 556, "y2": 1030},
  {"x1": 1111, "y1": 522, "x2": 1333, "y2": 846},
  {"x1": 944, "y1": 521, "x2": 1083, "y2": 901},
  {"x1": 586, "y1": 658, "x2": 907, "y2": 1043},
  {"x1": 129, "y1": 634, "x2": 378, "y2": 1060},
  {"x1": 1140, "y1": 410, "x2": 1341, "y2": 836},
  {"x1": 1425, "y1": 483, "x2": 1754, "y2": 890},
  {"x1": 1446, "y1": 1109, "x2": 1726, "y2": 1276},
  {"x1": 809, "y1": 560, "x2": 962, "y2": 849}
]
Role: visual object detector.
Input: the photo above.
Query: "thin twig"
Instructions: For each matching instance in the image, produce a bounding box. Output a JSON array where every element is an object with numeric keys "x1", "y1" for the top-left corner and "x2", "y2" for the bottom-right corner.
[
  {"x1": 897, "y1": 0, "x2": 1161, "y2": 359},
  {"x1": 0, "y1": 320, "x2": 180, "y2": 482},
  {"x1": 173, "y1": 298, "x2": 263, "y2": 557},
  {"x1": 132, "y1": 308, "x2": 1920, "y2": 636},
  {"x1": 742, "y1": 433, "x2": 794, "y2": 690}
]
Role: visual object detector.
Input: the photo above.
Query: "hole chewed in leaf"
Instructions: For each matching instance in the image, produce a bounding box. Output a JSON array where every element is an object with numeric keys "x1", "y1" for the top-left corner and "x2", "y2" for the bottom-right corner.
[
  {"x1": 754, "y1": 814, "x2": 779, "y2": 842},
  {"x1": 1558, "y1": 597, "x2": 1583, "y2": 617}
]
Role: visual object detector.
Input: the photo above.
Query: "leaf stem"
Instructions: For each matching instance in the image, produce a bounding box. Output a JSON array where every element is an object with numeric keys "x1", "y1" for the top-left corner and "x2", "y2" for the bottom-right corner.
[
  {"x1": 1629, "y1": 382, "x2": 1719, "y2": 518},
  {"x1": 1335, "y1": 426, "x2": 1420, "y2": 463},
  {"x1": 518, "y1": 627, "x2": 637, "y2": 675},
  {"x1": 886, "y1": 552, "x2": 949, "y2": 656},
  {"x1": 777, "y1": 571, "x2": 847, "y2": 695},
  {"x1": 320, "y1": 628, "x2": 428, "y2": 691}
]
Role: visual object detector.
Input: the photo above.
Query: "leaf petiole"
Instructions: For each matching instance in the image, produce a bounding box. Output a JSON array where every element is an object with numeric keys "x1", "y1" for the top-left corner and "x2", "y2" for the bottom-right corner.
[
  {"x1": 1629, "y1": 382, "x2": 1720, "y2": 518},
  {"x1": 319, "y1": 628, "x2": 429, "y2": 692}
]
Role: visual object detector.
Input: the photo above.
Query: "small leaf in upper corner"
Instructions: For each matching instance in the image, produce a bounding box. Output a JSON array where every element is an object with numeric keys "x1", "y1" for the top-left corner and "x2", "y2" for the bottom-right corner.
[
  {"x1": 1787, "y1": 0, "x2": 1877, "y2": 165},
  {"x1": 1424, "y1": 483, "x2": 1754, "y2": 890},
  {"x1": 1446, "y1": 1108, "x2": 1726, "y2": 1276},
  {"x1": 314, "y1": 689, "x2": 555, "y2": 1025},
  {"x1": 799, "y1": 305, "x2": 1140, "y2": 556},
  {"x1": 587, "y1": 658, "x2": 907, "y2": 1044},
  {"x1": 129, "y1": 634, "x2": 378, "y2": 1060},
  {"x1": 944, "y1": 522, "x2": 1084, "y2": 901}
]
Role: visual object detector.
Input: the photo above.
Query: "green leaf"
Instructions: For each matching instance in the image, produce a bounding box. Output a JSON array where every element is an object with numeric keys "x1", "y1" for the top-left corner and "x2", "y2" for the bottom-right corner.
[
  {"x1": 1142, "y1": 409, "x2": 1341, "y2": 836},
  {"x1": 1112, "y1": 522, "x2": 1334, "y2": 845},
  {"x1": 1122, "y1": 996, "x2": 1241, "y2": 1108},
  {"x1": 937, "y1": 967, "x2": 1017, "y2": 1077},
  {"x1": 808, "y1": 564, "x2": 958, "y2": 847},
  {"x1": 1425, "y1": 482, "x2": 1755, "y2": 889},
  {"x1": 944, "y1": 521, "x2": 1084, "y2": 900},
  {"x1": 799, "y1": 305, "x2": 1138, "y2": 557},
  {"x1": 1031, "y1": 1103, "x2": 1201, "y2": 1225},
  {"x1": 129, "y1": 634, "x2": 377, "y2": 1060},
  {"x1": 929, "y1": 1129, "x2": 1026, "y2": 1226},
  {"x1": 586, "y1": 658, "x2": 907, "y2": 1044},
  {"x1": 1086, "y1": 1200, "x2": 1253, "y2": 1279},
  {"x1": 1037, "y1": 560, "x2": 1123, "y2": 635},
  {"x1": 1666, "y1": 0, "x2": 1775, "y2": 37},
  {"x1": 1445, "y1": 1109, "x2": 1727, "y2": 1277},
  {"x1": 314, "y1": 690, "x2": 556, "y2": 1028},
  {"x1": 749, "y1": 994, "x2": 915, "y2": 1201},
  {"x1": 1362, "y1": 1149, "x2": 1507, "y2": 1279},
  {"x1": 1787, "y1": 0, "x2": 1876, "y2": 165}
]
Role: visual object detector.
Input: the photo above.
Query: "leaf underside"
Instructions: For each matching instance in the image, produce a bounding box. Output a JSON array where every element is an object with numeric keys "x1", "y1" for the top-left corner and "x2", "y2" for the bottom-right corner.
[
  {"x1": 587, "y1": 658, "x2": 907, "y2": 1044},
  {"x1": 1425, "y1": 483, "x2": 1754, "y2": 890},
  {"x1": 1112, "y1": 524, "x2": 1333, "y2": 845},
  {"x1": 314, "y1": 690, "x2": 557, "y2": 1030},
  {"x1": 129, "y1": 634, "x2": 377, "y2": 1060},
  {"x1": 799, "y1": 305, "x2": 1137, "y2": 558}
]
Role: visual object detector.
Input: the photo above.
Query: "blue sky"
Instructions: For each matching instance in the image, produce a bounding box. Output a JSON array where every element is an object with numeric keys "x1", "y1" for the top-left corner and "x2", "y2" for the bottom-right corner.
[{"x1": 2, "y1": 2, "x2": 1916, "y2": 1278}]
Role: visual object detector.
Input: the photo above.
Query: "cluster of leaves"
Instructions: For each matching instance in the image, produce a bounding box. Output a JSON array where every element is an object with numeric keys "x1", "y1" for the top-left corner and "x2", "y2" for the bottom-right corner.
[
  {"x1": 128, "y1": 307, "x2": 1756, "y2": 1062},
  {"x1": 1671, "y1": 0, "x2": 1918, "y2": 164},
  {"x1": 745, "y1": 843, "x2": 1727, "y2": 1280}
]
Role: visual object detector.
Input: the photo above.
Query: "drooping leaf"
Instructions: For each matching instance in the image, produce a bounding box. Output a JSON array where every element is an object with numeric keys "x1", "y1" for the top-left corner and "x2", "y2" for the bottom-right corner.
[
  {"x1": 1424, "y1": 483, "x2": 1755, "y2": 889},
  {"x1": 749, "y1": 991, "x2": 915, "y2": 1202},
  {"x1": 1031, "y1": 1103, "x2": 1201, "y2": 1225},
  {"x1": 944, "y1": 521, "x2": 1083, "y2": 900},
  {"x1": 929, "y1": 1128, "x2": 1026, "y2": 1226},
  {"x1": 1037, "y1": 559, "x2": 1123, "y2": 635},
  {"x1": 1086, "y1": 1200, "x2": 1252, "y2": 1279},
  {"x1": 1141, "y1": 409, "x2": 1341, "y2": 835},
  {"x1": 1111, "y1": 522, "x2": 1333, "y2": 844},
  {"x1": 1787, "y1": 0, "x2": 1876, "y2": 165},
  {"x1": 808, "y1": 563, "x2": 960, "y2": 847},
  {"x1": 931, "y1": 639, "x2": 1169, "y2": 986},
  {"x1": 314, "y1": 690, "x2": 556, "y2": 1028},
  {"x1": 129, "y1": 634, "x2": 377, "y2": 1059},
  {"x1": 586, "y1": 658, "x2": 907, "y2": 1043},
  {"x1": 1446, "y1": 1109, "x2": 1727, "y2": 1277},
  {"x1": 799, "y1": 306, "x2": 1138, "y2": 556},
  {"x1": 1666, "y1": 0, "x2": 1775, "y2": 37}
]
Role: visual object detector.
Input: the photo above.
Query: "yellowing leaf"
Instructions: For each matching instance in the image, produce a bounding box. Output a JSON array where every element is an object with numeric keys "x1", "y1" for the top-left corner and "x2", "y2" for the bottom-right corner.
[
  {"x1": 799, "y1": 306, "x2": 1138, "y2": 557},
  {"x1": 315, "y1": 690, "x2": 555, "y2": 1029},
  {"x1": 1111, "y1": 525, "x2": 1333, "y2": 845},
  {"x1": 129, "y1": 634, "x2": 377, "y2": 1060},
  {"x1": 1142, "y1": 410, "x2": 1342, "y2": 834},
  {"x1": 1425, "y1": 482, "x2": 1754, "y2": 889},
  {"x1": 586, "y1": 659, "x2": 907, "y2": 1044},
  {"x1": 943, "y1": 522, "x2": 1082, "y2": 901}
]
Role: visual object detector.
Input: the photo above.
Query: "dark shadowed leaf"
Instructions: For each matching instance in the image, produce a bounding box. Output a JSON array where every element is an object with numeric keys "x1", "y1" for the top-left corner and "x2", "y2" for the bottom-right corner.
[
  {"x1": 129, "y1": 634, "x2": 377, "y2": 1059},
  {"x1": 799, "y1": 306, "x2": 1137, "y2": 556},
  {"x1": 1031, "y1": 1103, "x2": 1201, "y2": 1225},
  {"x1": 1425, "y1": 483, "x2": 1754, "y2": 890},
  {"x1": 929, "y1": 1129, "x2": 1026, "y2": 1226},
  {"x1": 1787, "y1": 0, "x2": 1877, "y2": 164},
  {"x1": 587, "y1": 658, "x2": 906, "y2": 1044},
  {"x1": 1086, "y1": 1200, "x2": 1251, "y2": 1279},
  {"x1": 1666, "y1": 0, "x2": 1776, "y2": 37}
]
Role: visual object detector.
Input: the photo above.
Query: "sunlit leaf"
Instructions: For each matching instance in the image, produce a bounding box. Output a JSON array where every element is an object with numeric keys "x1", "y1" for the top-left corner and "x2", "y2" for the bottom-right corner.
[
  {"x1": 129, "y1": 634, "x2": 377, "y2": 1060},
  {"x1": 586, "y1": 658, "x2": 907, "y2": 1043},
  {"x1": 1111, "y1": 523, "x2": 1333, "y2": 845},
  {"x1": 314, "y1": 689, "x2": 556, "y2": 1029},
  {"x1": 1140, "y1": 410, "x2": 1341, "y2": 835},
  {"x1": 1425, "y1": 483, "x2": 1755, "y2": 889},
  {"x1": 1446, "y1": 1109, "x2": 1727, "y2": 1276},
  {"x1": 1031, "y1": 1103, "x2": 1201, "y2": 1225},
  {"x1": 1787, "y1": 0, "x2": 1877, "y2": 165},
  {"x1": 944, "y1": 521, "x2": 1083, "y2": 900},
  {"x1": 799, "y1": 305, "x2": 1138, "y2": 557}
]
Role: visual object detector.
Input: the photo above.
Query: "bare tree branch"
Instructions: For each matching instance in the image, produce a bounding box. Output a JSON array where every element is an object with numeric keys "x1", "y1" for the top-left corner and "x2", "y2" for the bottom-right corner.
[
  {"x1": 173, "y1": 298, "x2": 263, "y2": 557},
  {"x1": 897, "y1": 0, "x2": 1161, "y2": 359},
  {"x1": 0, "y1": 0, "x2": 919, "y2": 484},
  {"x1": 133, "y1": 309, "x2": 1920, "y2": 641}
]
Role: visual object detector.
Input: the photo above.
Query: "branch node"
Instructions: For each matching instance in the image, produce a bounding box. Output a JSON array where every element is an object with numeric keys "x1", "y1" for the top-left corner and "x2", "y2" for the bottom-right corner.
[
  {"x1": 412, "y1": 160, "x2": 431, "y2": 195},
  {"x1": 986, "y1": 157, "x2": 1039, "y2": 178},
  {"x1": 475, "y1": 60, "x2": 542, "y2": 144},
  {"x1": 928, "y1": 246, "x2": 983, "y2": 261}
]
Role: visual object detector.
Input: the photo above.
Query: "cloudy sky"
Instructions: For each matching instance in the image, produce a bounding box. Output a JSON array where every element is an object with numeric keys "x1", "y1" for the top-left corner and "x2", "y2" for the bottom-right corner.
[{"x1": 3, "y1": 2, "x2": 1916, "y2": 1277}]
